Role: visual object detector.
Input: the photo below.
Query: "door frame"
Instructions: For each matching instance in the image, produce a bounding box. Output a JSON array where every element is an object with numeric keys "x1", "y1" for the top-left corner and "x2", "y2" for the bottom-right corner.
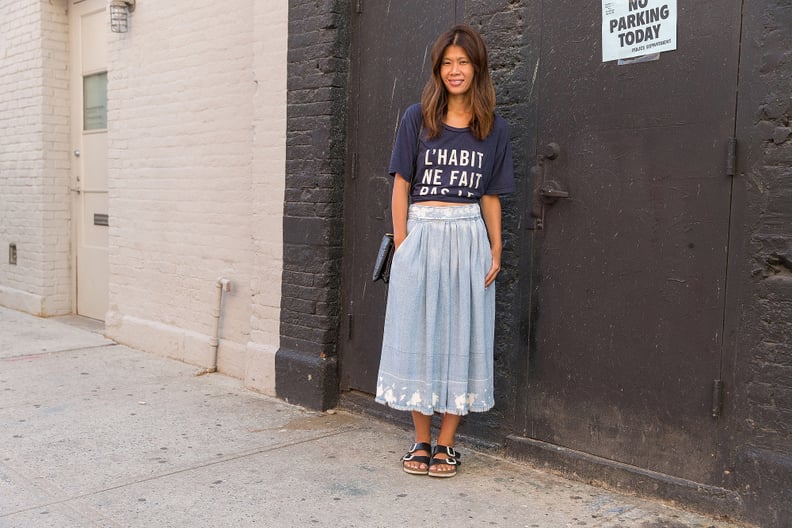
[{"x1": 69, "y1": 0, "x2": 109, "y2": 320}]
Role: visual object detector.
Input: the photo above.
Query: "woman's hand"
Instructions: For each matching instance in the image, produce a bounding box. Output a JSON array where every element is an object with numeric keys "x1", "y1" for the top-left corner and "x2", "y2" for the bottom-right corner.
[
  {"x1": 484, "y1": 251, "x2": 501, "y2": 288},
  {"x1": 480, "y1": 194, "x2": 503, "y2": 289}
]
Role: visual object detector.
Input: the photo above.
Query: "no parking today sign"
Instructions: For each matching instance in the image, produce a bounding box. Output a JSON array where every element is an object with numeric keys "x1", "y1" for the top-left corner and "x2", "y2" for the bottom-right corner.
[{"x1": 602, "y1": 0, "x2": 677, "y2": 62}]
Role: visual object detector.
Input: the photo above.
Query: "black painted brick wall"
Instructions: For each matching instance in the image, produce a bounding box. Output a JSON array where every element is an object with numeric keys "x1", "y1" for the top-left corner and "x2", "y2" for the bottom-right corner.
[
  {"x1": 282, "y1": 0, "x2": 348, "y2": 354},
  {"x1": 731, "y1": 2, "x2": 792, "y2": 525},
  {"x1": 277, "y1": 0, "x2": 350, "y2": 409}
]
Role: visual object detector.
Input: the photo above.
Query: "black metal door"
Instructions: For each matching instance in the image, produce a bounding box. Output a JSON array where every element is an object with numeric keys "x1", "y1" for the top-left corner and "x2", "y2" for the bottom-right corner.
[
  {"x1": 339, "y1": 2, "x2": 464, "y2": 393},
  {"x1": 517, "y1": 1, "x2": 741, "y2": 484}
]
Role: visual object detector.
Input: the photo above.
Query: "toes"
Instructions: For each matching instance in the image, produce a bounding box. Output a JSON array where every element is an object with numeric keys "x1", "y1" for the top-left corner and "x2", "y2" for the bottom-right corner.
[{"x1": 429, "y1": 462, "x2": 454, "y2": 474}]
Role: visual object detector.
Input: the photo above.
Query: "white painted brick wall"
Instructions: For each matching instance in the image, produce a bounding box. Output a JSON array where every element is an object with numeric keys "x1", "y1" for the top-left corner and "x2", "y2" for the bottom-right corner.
[
  {"x1": 105, "y1": 0, "x2": 287, "y2": 394},
  {"x1": 0, "y1": 0, "x2": 71, "y2": 316},
  {"x1": 0, "y1": 0, "x2": 286, "y2": 394},
  {"x1": 247, "y1": 1, "x2": 287, "y2": 394}
]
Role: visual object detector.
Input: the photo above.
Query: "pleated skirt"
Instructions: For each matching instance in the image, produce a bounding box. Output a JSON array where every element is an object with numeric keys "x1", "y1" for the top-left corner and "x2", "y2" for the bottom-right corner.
[{"x1": 375, "y1": 203, "x2": 495, "y2": 416}]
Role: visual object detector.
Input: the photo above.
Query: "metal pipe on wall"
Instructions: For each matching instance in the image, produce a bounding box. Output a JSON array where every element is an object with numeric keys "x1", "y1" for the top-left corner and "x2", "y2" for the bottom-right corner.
[{"x1": 208, "y1": 277, "x2": 232, "y2": 373}]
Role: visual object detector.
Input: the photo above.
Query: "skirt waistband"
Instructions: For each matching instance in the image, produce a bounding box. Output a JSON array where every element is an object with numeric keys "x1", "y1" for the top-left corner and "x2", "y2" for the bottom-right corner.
[{"x1": 408, "y1": 203, "x2": 481, "y2": 221}]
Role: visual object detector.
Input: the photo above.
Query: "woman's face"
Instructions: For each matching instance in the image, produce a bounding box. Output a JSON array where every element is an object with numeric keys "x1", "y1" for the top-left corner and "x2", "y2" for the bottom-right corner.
[{"x1": 440, "y1": 45, "x2": 474, "y2": 97}]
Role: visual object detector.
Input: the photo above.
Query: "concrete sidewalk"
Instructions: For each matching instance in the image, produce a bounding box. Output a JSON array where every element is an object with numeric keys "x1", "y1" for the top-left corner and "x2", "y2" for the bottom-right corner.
[{"x1": 0, "y1": 307, "x2": 747, "y2": 528}]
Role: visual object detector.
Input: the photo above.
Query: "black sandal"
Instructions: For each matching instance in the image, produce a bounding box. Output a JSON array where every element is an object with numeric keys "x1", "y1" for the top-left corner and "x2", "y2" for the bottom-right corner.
[
  {"x1": 401, "y1": 442, "x2": 432, "y2": 475},
  {"x1": 428, "y1": 445, "x2": 461, "y2": 478}
]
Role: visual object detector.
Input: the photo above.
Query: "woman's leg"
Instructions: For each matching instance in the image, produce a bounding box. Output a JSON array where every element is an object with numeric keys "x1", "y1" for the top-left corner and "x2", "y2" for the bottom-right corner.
[
  {"x1": 431, "y1": 413, "x2": 461, "y2": 475},
  {"x1": 437, "y1": 412, "x2": 461, "y2": 447},
  {"x1": 404, "y1": 411, "x2": 432, "y2": 472}
]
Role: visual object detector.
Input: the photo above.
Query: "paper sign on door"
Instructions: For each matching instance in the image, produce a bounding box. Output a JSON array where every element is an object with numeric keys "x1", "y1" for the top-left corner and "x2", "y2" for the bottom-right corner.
[{"x1": 602, "y1": 0, "x2": 677, "y2": 62}]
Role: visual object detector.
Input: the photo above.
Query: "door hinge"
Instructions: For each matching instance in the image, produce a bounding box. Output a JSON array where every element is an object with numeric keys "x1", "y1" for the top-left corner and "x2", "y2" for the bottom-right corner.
[
  {"x1": 356, "y1": 0, "x2": 363, "y2": 13},
  {"x1": 726, "y1": 137, "x2": 737, "y2": 177},
  {"x1": 347, "y1": 313, "x2": 353, "y2": 339},
  {"x1": 351, "y1": 152, "x2": 358, "y2": 180},
  {"x1": 711, "y1": 379, "x2": 723, "y2": 418}
]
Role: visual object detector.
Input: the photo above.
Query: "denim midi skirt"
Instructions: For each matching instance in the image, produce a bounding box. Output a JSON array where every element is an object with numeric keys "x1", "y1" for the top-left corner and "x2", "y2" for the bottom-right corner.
[{"x1": 375, "y1": 203, "x2": 495, "y2": 416}]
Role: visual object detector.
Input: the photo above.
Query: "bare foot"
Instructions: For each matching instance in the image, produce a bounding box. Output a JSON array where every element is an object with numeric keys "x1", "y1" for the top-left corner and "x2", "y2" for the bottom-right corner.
[{"x1": 402, "y1": 442, "x2": 431, "y2": 475}]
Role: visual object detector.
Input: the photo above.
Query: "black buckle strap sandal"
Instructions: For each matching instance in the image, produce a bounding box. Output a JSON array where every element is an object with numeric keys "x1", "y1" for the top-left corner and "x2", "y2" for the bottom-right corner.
[
  {"x1": 401, "y1": 442, "x2": 432, "y2": 475},
  {"x1": 428, "y1": 444, "x2": 461, "y2": 478}
]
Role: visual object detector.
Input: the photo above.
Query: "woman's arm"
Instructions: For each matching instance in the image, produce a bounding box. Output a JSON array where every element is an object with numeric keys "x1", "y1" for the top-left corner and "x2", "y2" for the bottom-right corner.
[
  {"x1": 480, "y1": 194, "x2": 502, "y2": 288},
  {"x1": 392, "y1": 175, "x2": 411, "y2": 250}
]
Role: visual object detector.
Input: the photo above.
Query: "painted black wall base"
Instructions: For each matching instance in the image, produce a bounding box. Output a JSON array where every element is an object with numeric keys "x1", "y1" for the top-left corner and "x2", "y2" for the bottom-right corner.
[
  {"x1": 505, "y1": 435, "x2": 745, "y2": 525},
  {"x1": 735, "y1": 448, "x2": 792, "y2": 528},
  {"x1": 275, "y1": 348, "x2": 338, "y2": 411}
]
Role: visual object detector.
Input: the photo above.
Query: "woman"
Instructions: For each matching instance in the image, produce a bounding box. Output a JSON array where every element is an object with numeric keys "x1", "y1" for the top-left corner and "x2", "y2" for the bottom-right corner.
[{"x1": 375, "y1": 24, "x2": 515, "y2": 478}]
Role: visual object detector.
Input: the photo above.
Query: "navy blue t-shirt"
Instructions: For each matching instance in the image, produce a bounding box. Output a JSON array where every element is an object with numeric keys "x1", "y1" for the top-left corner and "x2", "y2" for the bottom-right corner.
[{"x1": 388, "y1": 104, "x2": 515, "y2": 203}]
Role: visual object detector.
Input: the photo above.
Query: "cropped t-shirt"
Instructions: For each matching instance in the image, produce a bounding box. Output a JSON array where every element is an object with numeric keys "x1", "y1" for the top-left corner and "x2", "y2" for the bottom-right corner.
[{"x1": 388, "y1": 103, "x2": 515, "y2": 203}]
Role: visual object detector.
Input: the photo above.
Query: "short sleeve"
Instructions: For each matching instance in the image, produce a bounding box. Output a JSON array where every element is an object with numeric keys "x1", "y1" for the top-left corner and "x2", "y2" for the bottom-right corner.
[
  {"x1": 483, "y1": 116, "x2": 516, "y2": 195},
  {"x1": 388, "y1": 104, "x2": 422, "y2": 183}
]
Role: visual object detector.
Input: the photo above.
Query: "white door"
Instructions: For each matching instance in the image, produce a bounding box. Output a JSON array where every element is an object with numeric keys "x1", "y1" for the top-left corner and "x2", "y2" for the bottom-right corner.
[{"x1": 70, "y1": 0, "x2": 108, "y2": 320}]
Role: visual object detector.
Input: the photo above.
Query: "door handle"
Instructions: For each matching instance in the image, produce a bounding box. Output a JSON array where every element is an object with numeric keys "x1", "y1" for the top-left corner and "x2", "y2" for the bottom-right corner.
[
  {"x1": 529, "y1": 143, "x2": 569, "y2": 230},
  {"x1": 538, "y1": 181, "x2": 569, "y2": 203}
]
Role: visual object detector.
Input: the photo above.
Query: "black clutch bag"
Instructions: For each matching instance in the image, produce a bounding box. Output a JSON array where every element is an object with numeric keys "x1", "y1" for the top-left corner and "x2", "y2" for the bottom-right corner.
[{"x1": 372, "y1": 233, "x2": 395, "y2": 283}]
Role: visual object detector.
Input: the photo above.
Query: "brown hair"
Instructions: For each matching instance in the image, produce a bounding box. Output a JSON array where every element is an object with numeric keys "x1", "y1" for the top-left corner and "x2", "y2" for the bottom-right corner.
[{"x1": 421, "y1": 24, "x2": 496, "y2": 140}]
